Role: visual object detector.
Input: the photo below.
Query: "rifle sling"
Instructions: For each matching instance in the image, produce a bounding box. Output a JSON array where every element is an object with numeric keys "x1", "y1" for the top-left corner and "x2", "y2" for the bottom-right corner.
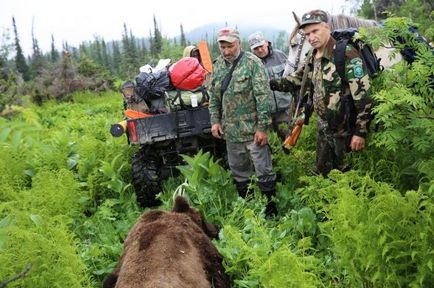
[{"x1": 292, "y1": 51, "x2": 313, "y2": 125}]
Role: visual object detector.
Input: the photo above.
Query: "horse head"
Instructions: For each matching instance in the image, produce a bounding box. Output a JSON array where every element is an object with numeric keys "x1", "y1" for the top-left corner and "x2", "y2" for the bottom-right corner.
[{"x1": 283, "y1": 11, "x2": 310, "y2": 76}]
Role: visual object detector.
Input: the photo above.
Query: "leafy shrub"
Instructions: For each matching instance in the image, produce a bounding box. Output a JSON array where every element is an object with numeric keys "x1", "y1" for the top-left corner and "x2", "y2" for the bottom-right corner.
[{"x1": 297, "y1": 171, "x2": 434, "y2": 287}]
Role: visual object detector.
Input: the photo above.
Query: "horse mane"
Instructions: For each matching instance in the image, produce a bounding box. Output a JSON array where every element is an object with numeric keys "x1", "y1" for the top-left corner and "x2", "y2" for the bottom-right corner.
[
  {"x1": 328, "y1": 13, "x2": 378, "y2": 30},
  {"x1": 289, "y1": 27, "x2": 300, "y2": 45}
]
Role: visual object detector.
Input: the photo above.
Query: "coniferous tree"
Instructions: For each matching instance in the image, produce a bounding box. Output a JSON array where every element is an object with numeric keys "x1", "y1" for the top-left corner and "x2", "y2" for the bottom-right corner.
[
  {"x1": 94, "y1": 37, "x2": 104, "y2": 66},
  {"x1": 138, "y1": 38, "x2": 149, "y2": 66},
  {"x1": 101, "y1": 39, "x2": 110, "y2": 70},
  {"x1": 129, "y1": 30, "x2": 139, "y2": 62},
  {"x1": 274, "y1": 31, "x2": 288, "y2": 53},
  {"x1": 71, "y1": 47, "x2": 79, "y2": 62},
  {"x1": 30, "y1": 19, "x2": 45, "y2": 77},
  {"x1": 78, "y1": 43, "x2": 88, "y2": 59},
  {"x1": 112, "y1": 41, "x2": 121, "y2": 75},
  {"x1": 120, "y1": 23, "x2": 139, "y2": 78},
  {"x1": 151, "y1": 15, "x2": 163, "y2": 56},
  {"x1": 50, "y1": 34, "x2": 59, "y2": 63},
  {"x1": 148, "y1": 29, "x2": 154, "y2": 57},
  {"x1": 12, "y1": 17, "x2": 30, "y2": 81},
  {"x1": 180, "y1": 24, "x2": 187, "y2": 47}
]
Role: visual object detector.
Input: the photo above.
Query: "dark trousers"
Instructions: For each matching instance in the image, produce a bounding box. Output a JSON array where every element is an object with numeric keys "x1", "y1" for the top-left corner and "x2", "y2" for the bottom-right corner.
[{"x1": 316, "y1": 118, "x2": 347, "y2": 176}]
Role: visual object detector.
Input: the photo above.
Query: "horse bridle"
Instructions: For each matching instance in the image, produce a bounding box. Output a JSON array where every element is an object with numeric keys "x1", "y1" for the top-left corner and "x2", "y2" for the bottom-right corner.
[
  {"x1": 293, "y1": 30, "x2": 306, "y2": 71},
  {"x1": 287, "y1": 29, "x2": 306, "y2": 72}
]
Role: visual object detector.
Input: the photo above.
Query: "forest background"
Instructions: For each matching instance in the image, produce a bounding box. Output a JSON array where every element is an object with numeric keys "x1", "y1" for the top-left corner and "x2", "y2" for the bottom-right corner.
[{"x1": 0, "y1": 0, "x2": 433, "y2": 109}]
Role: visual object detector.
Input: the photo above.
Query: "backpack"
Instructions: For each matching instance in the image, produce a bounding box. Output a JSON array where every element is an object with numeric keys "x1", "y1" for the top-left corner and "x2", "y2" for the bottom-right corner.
[
  {"x1": 135, "y1": 69, "x2": 172, "y2": 101},
  {"x1": 169, "y1": 57, "x2": 206, "y2": 91},
  {"x1": 394, "y1": 25, "x2": 434, "y2": 64},
  {"x1": 331, "y1": 28, "x2": 380, "y2": 149},
  {"x1": 332, "y1": 28, "x2": 383, "y2": 81}
]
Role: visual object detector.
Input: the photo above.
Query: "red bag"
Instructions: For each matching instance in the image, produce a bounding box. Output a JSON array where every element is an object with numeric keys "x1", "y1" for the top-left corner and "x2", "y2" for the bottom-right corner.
[{"x1": 169, "y1": 57, "x2": 206, "y2": 90}]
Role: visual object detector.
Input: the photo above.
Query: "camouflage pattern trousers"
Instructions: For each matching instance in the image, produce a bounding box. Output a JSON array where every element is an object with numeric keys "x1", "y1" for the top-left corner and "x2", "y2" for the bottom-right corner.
[
  {"x1": 316, "y1": 117, "x2": 348, "y2": 176},
  {"x1": 226, "y1": 141, "x2": 276, "y2": 183}
]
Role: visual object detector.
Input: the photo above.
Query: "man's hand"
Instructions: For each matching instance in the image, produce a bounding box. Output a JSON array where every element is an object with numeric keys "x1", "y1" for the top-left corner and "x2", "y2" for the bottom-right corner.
[
  {"x1": 269, "y1": 79, "x2": 279, "y2": 91},
  {"x1": 254, "y1": 130, "x2": 268, "y2": 146},
  {"x1": 211, "y1": 123, "x2": 224, "y2": 139},
  {"x1": 350, "y1": 135, "x2": 366, "y2": 151}
]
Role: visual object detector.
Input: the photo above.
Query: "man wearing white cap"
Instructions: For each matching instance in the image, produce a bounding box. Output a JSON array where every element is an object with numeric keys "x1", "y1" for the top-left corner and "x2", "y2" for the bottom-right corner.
[{"x1": 248, "y1": 31, "x2": 293, "y2": 141}]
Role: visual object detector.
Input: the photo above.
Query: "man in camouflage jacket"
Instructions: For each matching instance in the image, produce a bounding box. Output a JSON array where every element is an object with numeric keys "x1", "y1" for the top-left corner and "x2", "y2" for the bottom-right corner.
[
  {"x1": 209, "y1": 27, "x2": 277, "y2": 216},
  {"x1": 270, "y1": 10, "x2": 373, "y2": 176}
]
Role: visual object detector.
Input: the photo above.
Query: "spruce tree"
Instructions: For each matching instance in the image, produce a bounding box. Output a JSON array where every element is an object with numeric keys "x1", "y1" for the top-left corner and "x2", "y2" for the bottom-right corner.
[
  {"x1": 138, "y1": 38, "x2": 149, "y2": 64},
  {"x1": 129, "y1": 30, "x2": 139, "y2": 63},
  {"x1": 120, "y1": 23, "x2": 139, "y2": 78},
  {"x1": 12, "y1": 17, "x2": 30, "y2": 81},
  {"x1": 50, "y1": 34, "x2": 59, "y2": 63},
  {"x1": 30, "y1": 19, "x2": 45, "y2": 77},
  {"x1": 94, "y1": 37, "x2": 104, "y2": 66},
  {"x1": 148, "y1": 29, "x2": 154, "y2": 57},
  {"x1": 112, "y1": 41, "x2": 121, "y2": 75},
  {"x1": 151, "y1": 15, "x2": 163, "y2": 56},
  {"x1": 180, "y1": 24, "x2": 187, "y2": 47},
  {"x1": 101, "y1": 39, "x2": 110, "y2": 70}
]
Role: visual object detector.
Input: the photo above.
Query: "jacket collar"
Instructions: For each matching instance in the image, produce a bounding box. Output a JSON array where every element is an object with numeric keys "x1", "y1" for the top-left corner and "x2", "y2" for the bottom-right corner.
[{"x1": 312, "y1": 36, "x2": 335, "y2": 61}]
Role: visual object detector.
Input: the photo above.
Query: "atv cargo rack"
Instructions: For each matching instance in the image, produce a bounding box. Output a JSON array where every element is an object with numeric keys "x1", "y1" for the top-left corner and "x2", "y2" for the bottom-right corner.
[{"x1": 126, "y1": 106, "x2": 212, "y2": 145}]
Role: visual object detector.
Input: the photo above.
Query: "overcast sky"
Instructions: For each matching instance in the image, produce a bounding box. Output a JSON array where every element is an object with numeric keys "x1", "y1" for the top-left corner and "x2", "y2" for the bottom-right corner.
[{"x1": 1, "y1": 0, "x2": 350, "y2": 56}]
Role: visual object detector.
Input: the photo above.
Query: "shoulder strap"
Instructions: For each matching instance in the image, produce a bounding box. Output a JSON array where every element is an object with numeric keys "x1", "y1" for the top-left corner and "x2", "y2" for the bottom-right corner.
[
  {"x1": 334, "y1": 39, "x2": 348, "y2": 84},
  {"x1": 334, "y1": 39, "x2": 356, "y2": 138},
  {"x1": 220, "y1": 51, "x2": 244, "y2": 98}
]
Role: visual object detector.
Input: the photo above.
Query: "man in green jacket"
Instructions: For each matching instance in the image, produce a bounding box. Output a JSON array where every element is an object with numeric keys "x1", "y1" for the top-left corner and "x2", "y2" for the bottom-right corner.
[{"x1": 209, "y1": 27, "x2": 277, "y2": 216}]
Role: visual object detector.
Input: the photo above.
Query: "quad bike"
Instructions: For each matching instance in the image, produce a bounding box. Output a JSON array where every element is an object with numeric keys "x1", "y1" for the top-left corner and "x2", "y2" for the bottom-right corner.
[{"x1": 111, "y1": 78, "x2": 226, "y2": 207}]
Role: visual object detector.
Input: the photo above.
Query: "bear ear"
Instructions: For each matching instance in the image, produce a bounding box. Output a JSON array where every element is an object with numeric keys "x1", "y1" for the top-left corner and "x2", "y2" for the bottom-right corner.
[{"x1": 172, "y1": 196, "x2": 190, "y2": 213}]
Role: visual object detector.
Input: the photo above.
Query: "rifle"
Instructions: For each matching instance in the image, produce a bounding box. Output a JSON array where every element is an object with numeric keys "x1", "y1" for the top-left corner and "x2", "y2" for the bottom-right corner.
[{"x1": 283, "y1": 53, "x2": 313, "y2": 150}]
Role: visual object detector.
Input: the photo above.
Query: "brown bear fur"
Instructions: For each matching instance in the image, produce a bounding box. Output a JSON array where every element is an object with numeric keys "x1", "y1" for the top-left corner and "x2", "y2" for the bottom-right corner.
[{"x1": 103, "y1": 196, "x2": 231, "y2": 288}]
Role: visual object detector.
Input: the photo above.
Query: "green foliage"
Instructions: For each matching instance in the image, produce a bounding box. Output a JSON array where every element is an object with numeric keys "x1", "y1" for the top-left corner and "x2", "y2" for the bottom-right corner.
[
  {"x1": 74, "y1": 197, "x2": 140, "y2": 285},
  {"x1": 255, "y1": 247, "x2": 320, "y2": 288},
  {"x1": 296, "y1": 171, "x2": 434, "y2": 287},
  {"x1": 163, "y1": 150, "x2": 238, "y2": 225},
  {"x1": 358, "y1": 0, "x2": 433, "y2": 41},
  {"x1": 0, "y1": 169, "x2": 92, "y2": 287},
  {"x1": 354, "y1": 17, "x2": 434, "y2": 191},
  {"x1": 0, "y1": 91, "x2": 141, "y2": 287},
  {"x1": 158, "y1": 38, "x2": 184, "y2": 62}
]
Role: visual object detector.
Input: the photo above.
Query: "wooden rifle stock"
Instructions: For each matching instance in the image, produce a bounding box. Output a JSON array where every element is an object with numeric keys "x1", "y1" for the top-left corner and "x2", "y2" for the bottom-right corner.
[{"x1": 283, "y1": 119, "x2": 304, "y2": 150}]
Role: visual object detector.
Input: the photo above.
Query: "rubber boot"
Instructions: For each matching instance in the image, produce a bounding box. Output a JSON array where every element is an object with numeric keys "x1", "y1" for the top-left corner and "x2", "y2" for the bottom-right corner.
[
  {"x1": 235, "y1": 180, "x2": 250, "y2": 198},
  {"x1": 265, "y1": 200, "x2": 278, "y2": 217},
  {"x1": 258, "y1": 180, "x2": 277, "y2": 217}
]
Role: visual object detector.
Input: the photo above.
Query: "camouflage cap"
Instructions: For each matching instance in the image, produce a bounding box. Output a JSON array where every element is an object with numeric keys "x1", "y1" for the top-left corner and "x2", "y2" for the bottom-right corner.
[
  {"x1": 217, "y1": 27, "x2": 240, "y2": 43},
  {"x1": 248, "y1": 32, "x2": 267, "y2": 50},
  {"x1": 299, "y1": 10, "x2": 328, "y2": 28}
]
